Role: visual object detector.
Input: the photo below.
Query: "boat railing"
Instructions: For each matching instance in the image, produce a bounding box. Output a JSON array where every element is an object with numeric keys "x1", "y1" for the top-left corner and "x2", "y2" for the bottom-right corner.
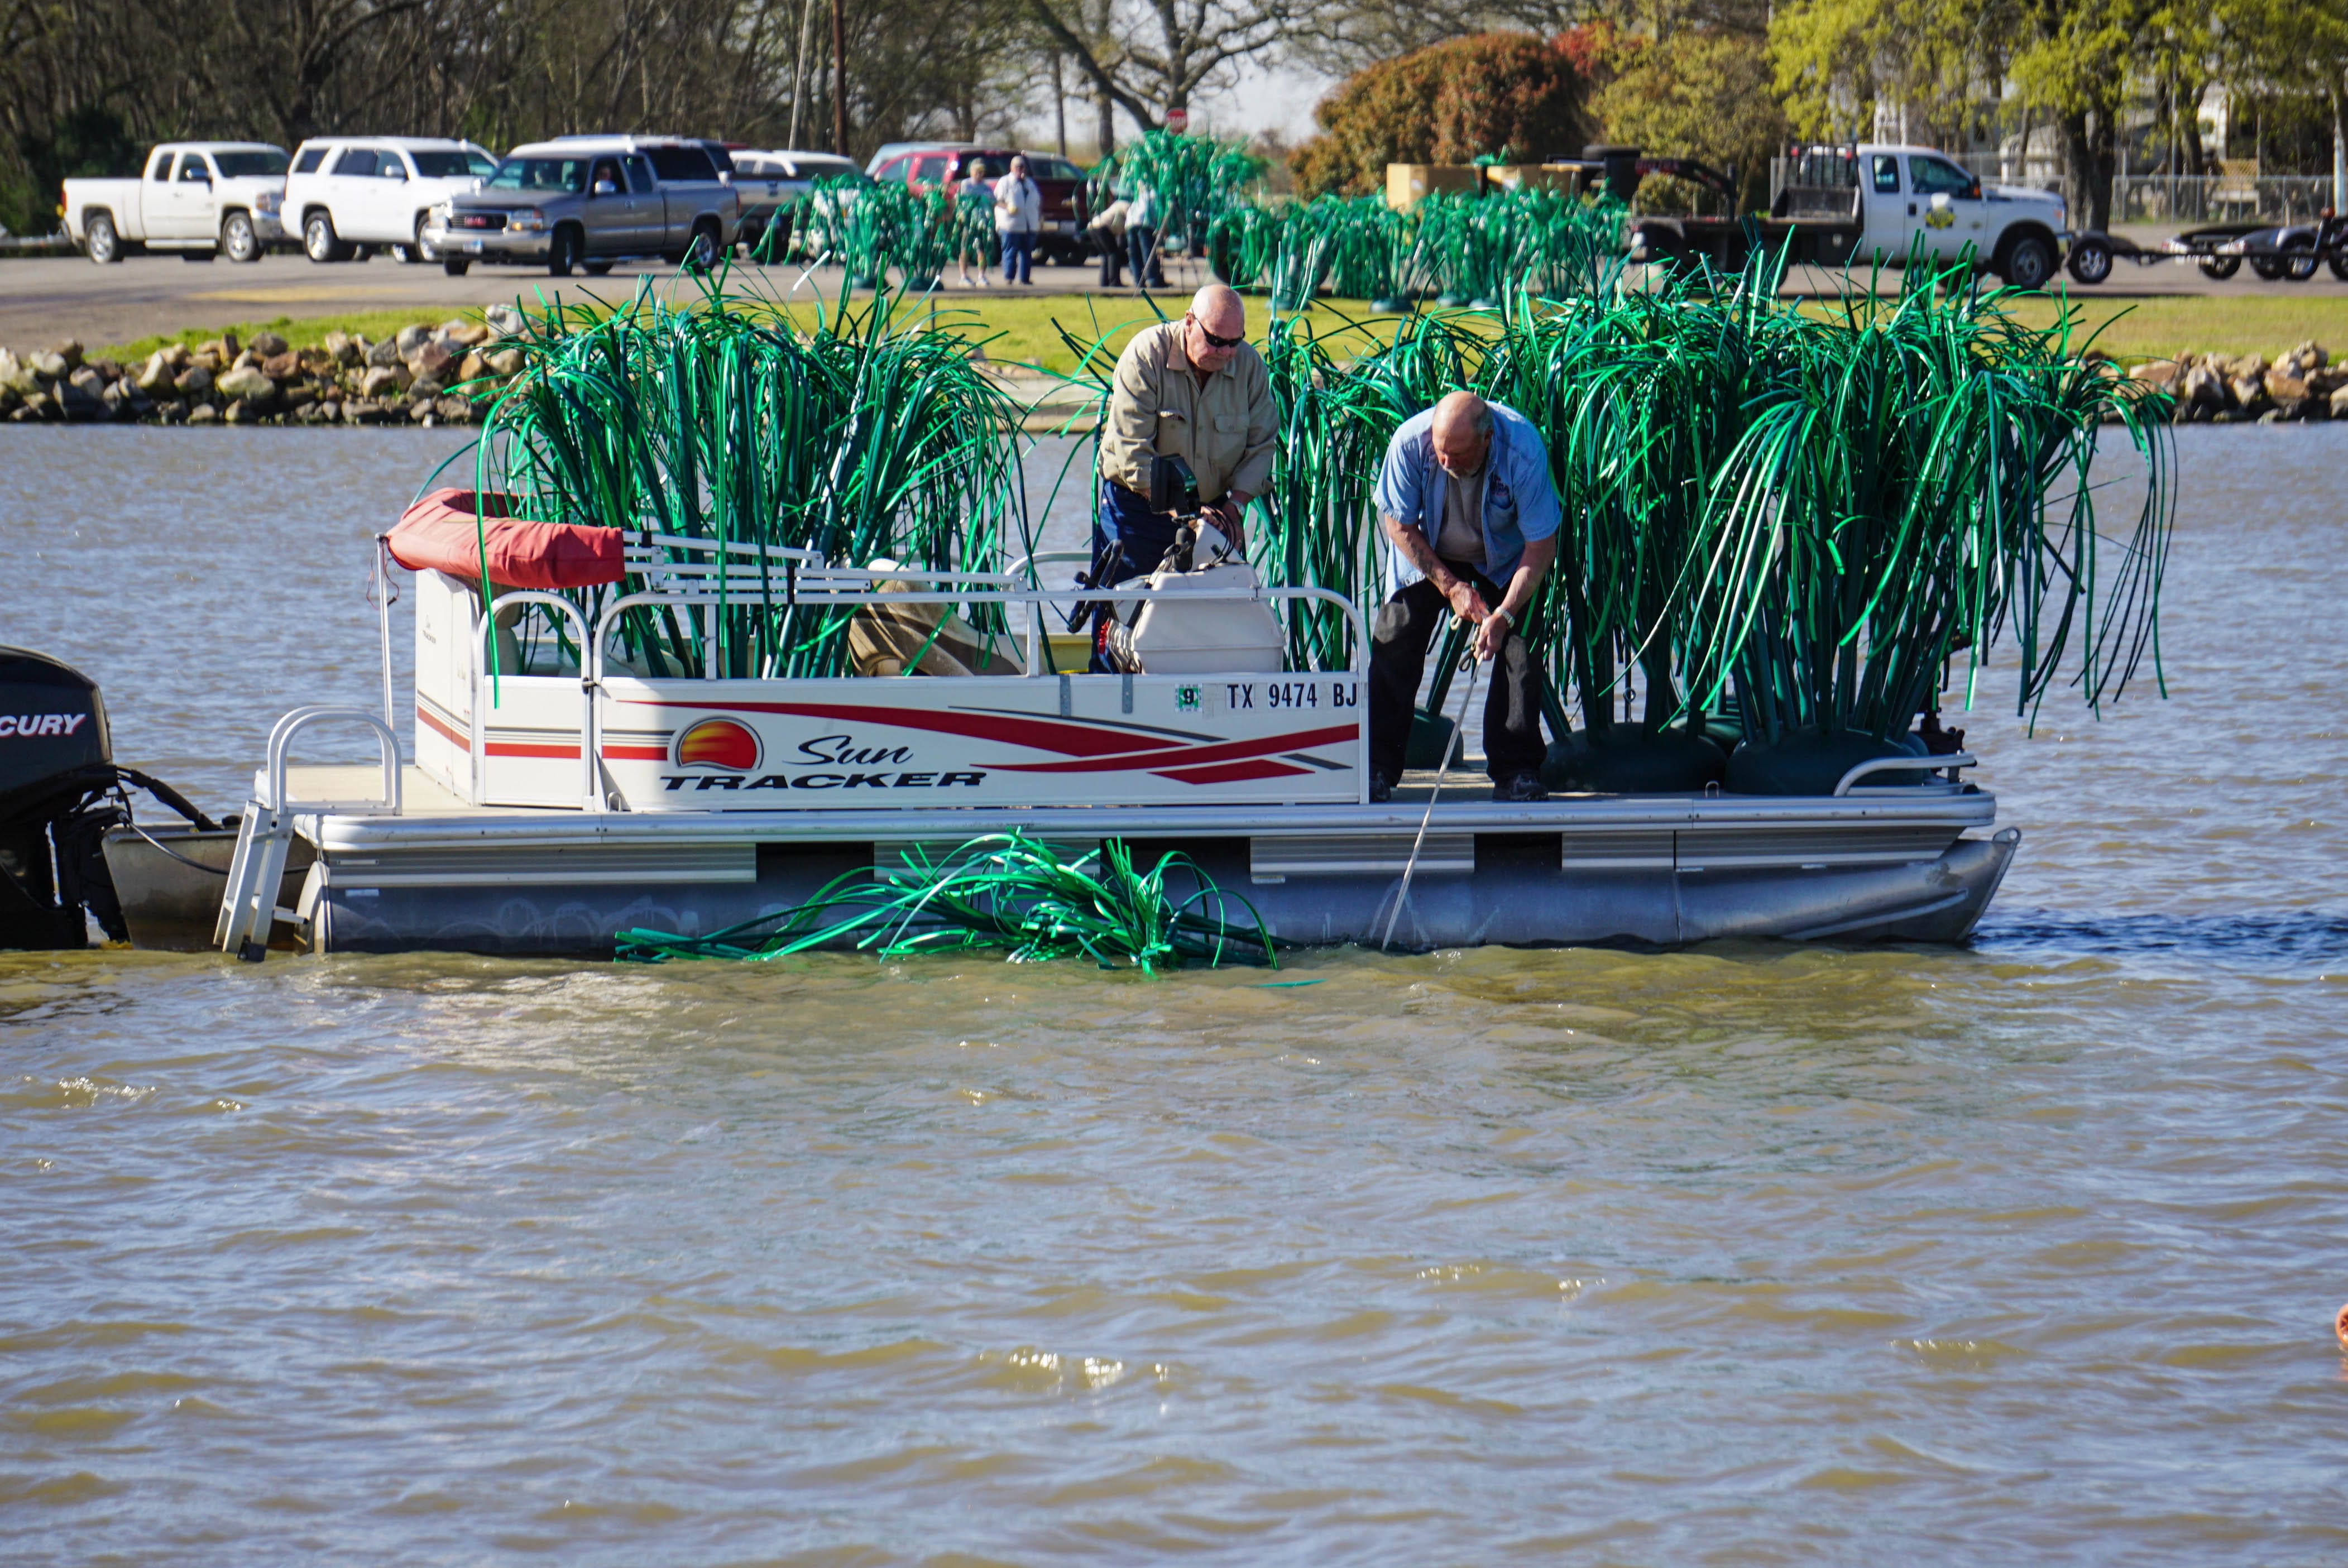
[
  {"x1": 215, "y1": 705, "x2": 402, "y2": 959},
  {"x1": 1834, "y1": 752, "x2": 1977, "y2": 795}
]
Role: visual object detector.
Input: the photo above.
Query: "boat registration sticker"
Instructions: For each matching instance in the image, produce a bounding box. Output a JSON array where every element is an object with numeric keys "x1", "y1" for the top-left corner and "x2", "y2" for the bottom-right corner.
[{"x1": 1177, "y1": 685, "x2": 1202, "y2": 712}]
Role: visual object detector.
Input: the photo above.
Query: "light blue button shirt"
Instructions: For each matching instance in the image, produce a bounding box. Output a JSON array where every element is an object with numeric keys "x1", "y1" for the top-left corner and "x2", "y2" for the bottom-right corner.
[{"x1": 1373, "y1": 401, "x2": 1561, "y2": 589}]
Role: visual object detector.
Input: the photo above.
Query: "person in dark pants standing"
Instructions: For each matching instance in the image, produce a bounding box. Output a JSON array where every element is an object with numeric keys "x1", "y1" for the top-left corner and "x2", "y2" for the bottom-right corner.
[
  {"x1": 1087, "y1": 196, "x2": 1129, "y2": 287},
  {"x1": 1367, "y1": 390, "x2": 1561, "y2": 803},
  {"x1": 1125, "y1": 181, "x2": 1166, "y2": 288},
  {"x1": 1089, "y1": 284, "x2": 1277, "y2": 668},
  {"x1": 993, "y1": 155, "x2": 1040, "y2": 285}
]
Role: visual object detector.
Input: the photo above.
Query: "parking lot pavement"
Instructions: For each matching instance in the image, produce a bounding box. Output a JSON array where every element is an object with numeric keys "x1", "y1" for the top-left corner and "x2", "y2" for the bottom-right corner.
[
  {"x1": 0, "y1": 250, "x2": 1205, "y2": 351},
  {"x1": 2, "y1": 242, "x2": 2339, "y2": 352}
]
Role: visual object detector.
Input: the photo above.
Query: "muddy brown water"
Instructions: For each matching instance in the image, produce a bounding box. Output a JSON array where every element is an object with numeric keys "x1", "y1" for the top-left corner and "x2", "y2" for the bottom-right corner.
[{"x1": 4, "y1": 425, "x2": 2346, "y2": 1562}]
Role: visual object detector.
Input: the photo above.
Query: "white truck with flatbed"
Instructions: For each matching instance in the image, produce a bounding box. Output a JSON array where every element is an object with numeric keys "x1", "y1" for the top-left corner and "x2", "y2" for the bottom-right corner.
[
  {"x1": 1604, "y1": 142, "x2": 2072, "y2": 289},
  {"x1": 62, "y1": 143, "x2": 291, "y2": 263}
]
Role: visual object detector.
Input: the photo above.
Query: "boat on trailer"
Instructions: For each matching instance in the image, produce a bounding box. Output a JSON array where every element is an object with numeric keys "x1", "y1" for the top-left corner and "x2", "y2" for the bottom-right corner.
[{"x1": 145, "y1": 520, "x2": 2014, "y2": 962}]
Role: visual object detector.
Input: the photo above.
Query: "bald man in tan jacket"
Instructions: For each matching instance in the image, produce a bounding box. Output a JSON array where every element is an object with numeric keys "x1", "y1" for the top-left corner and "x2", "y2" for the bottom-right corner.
[{"x1": 1094, "y1": 284, "x2": 1277, "y2": 582}]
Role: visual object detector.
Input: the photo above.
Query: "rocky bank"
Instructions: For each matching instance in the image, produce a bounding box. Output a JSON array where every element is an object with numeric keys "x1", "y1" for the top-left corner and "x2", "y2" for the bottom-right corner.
[
  {"x1": 0, "y1": 304, "x2": 532, "y2": 428},
  {"x1": 2124, "y1": 341, "x2": 2348, "y2": 423}
]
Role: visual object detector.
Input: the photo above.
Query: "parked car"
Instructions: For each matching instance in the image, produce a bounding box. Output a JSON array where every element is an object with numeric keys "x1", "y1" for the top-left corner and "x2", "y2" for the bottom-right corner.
[
  {"x1": 866, "y1": 145, "x2": 1089, "y2": 263},
  {"x1": 61, "y1": 143, "x2": 289, "y2": 264},
  {"x1": 730, "y1": 150, "x2": 864, "y2": 251},
  {"x1": 425, "y1": 136, "x2": 739, "y2": 276},
  {"x1": 284, "y1": 137, "x2": 497, "y2": 264}
]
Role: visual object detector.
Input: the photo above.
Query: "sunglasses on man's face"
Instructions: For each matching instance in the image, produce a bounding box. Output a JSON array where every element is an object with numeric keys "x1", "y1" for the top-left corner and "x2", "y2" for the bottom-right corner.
[{"x1": 1192, "y1": 319, "x2": 1244, "y2": 350}]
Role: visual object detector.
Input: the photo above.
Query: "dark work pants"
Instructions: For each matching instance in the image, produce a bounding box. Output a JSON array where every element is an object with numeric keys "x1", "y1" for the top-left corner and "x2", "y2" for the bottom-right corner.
[
  {"x1": 1368, "y1": 568, "x2": 1546, "y2": 784},
  {"x1": 1086, "y1": 481, "x2": 1187, "y2": 671},
  {"x1": 999, "y1": 230, "x2": 1035, "y2": 283},
  {"x1": 1128, "y1": 224, "x2": 1164, "y2": 287},
  {"x1": 1094, "y1": 228, "x2": 1125, "y2": 286}
]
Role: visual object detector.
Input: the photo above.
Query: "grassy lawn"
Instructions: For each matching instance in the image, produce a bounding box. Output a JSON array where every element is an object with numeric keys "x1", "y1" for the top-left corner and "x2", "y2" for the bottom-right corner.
[{"x1": 95, "y1": 286, "x2": 2348, "y2": 374}]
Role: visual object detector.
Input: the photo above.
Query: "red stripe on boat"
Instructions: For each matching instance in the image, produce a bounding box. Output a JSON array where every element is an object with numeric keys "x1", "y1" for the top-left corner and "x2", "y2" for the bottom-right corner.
[{"x1": 990, "y1": 723, "x2": 1357, "y2": 774}]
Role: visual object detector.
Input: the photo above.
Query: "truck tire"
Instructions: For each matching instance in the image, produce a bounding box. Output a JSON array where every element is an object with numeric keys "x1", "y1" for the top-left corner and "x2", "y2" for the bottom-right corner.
[
  {"x1": 304, "y1": 212, "x2": 350, "y2": 263},
  {"x1": 684, "y1": 220, "x2": 721, "y2": 270},
  {"x1": 2000, "y1": 234, "x2": 2054, "y2": 290},
  {"x1": 582, "y1": 261, "x2": 614, "y2": 275},
  {"x1": 2063, "y1": 236, "x2": 2112, "y2": 285},
  {"x1": 547, "y1": 224, "x2": 581, "y2": 277},
  {"x1": 406, "y1": 214, "x2": 440, "y2": 265},
  {"x1": 442, "y1": 257, "x2": 471, "y2": 276},
  {"x1": 221, "y1": 210, "x2": 261, "y2": 263},
  {"x1": 85, "y1": 212, "x2": 122, "y2": 265}
]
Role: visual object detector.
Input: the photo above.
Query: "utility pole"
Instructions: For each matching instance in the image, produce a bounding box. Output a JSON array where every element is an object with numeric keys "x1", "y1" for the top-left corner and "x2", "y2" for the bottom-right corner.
[
  {"x1": 1053, "y1": 52, "x2": 1067, "y2": 157},
  {"x1": 831, "y1": 0, "x2": 847, "y2": 157}
]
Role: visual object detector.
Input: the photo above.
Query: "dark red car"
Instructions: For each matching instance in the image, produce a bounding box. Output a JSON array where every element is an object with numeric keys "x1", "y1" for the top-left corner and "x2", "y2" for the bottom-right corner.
[{"x1": 868, "y1": 145, "x2": 1090, "y2": 264}]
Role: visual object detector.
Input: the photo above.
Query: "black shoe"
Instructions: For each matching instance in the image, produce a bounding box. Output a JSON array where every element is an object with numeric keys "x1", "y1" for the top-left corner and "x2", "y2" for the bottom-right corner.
[
  {"x1": 1494, "y1": 772, "x2": 1548, "y2": 803},
  {"x1": 1368, "y1": 773, "x2": 1395, "y2": 804}
]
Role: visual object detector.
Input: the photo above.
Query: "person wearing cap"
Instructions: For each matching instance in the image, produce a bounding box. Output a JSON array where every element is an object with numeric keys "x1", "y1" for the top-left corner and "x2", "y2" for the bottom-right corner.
[
  {"x1": 1367, "y1": 389, "x2": 1560, "y2": 803},
  {"x1": 1089, "y1": 284, "x2": 1275, "y2": 665}
]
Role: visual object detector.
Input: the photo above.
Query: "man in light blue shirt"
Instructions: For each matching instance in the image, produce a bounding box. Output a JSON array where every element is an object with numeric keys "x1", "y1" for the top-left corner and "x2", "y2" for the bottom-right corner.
[{"x1": 1368, "y1": 390, "x2": 1561, "y2": 802}]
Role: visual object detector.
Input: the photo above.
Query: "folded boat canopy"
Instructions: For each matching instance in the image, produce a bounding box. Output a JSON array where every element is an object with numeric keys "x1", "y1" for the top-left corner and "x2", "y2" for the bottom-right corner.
[{"x1": 387, "y1": 488, "x2": 624, "y2": 589}]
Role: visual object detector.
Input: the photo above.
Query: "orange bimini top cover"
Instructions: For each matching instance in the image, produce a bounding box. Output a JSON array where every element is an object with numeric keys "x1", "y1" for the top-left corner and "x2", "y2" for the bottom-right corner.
[{"x1": 386, "y1": 487, "x2": 625, "y2": 590}]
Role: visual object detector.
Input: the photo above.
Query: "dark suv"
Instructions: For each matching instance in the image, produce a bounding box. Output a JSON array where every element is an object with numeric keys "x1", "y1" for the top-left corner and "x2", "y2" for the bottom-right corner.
[{"x1": 868, "y1": 146, "x2": 1089, "y2": 263}]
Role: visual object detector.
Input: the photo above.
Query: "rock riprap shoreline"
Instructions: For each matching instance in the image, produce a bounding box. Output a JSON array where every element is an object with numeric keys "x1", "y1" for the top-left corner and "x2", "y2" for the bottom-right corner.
[
  {"x1": 2126, "y1": 341, "x2": 2348, "y2": 423},
  {"x1": 0, "y1": 304, "x2": 531, "y2": 427}
]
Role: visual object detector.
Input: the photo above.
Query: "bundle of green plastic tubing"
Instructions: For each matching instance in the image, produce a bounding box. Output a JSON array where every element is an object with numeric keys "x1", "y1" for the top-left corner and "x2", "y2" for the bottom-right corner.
[
  {"x1": 463, "y1": 276, "x2": 1034, "y2": 682},
  {"x1": 614, "y1": 832, "x2": 1279, "y2": 972},
  {"x1": 1092, "y1": 128, "x2": 1267, "y2": 254}
]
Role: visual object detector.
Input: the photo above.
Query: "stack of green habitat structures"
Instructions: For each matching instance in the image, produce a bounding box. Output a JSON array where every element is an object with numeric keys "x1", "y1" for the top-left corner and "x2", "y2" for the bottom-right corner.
[
  {"x1": 1243, "y1": 248, "x2": 2175, "y2": 794},
  {"x1": 1207, "y1": 187, "x2": 1626, "y2": 311},
  {"x1": 1090, "y1": 128, "x2": 1268, "y2": 258}
]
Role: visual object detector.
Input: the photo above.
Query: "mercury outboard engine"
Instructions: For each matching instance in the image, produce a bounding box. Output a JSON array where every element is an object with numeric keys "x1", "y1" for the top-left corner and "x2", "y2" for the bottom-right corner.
[{"x1": 0, "y1": 647, "x2": 217, "y2": 950}]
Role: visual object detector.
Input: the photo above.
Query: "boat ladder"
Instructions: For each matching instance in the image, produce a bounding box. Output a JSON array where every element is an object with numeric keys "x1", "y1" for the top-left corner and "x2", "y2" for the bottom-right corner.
[{"x1": 214, "y1": 707, "x2": 402, "y2": 961}]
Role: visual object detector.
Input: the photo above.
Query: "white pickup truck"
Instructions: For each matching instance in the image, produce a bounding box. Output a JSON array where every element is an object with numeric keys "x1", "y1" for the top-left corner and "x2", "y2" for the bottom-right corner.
[
  {"x1": 1621, "y1": 142, "x2": 2072, "y2": 289},
  {"x1": 62, "y1": 143, "x2": 291, "y2": 263}
]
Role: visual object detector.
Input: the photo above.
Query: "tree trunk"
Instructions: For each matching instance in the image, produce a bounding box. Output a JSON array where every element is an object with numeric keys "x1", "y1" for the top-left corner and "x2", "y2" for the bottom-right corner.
[
  {"x1": 831, "y1": 0, "x2": 847, "y2": 156},
  {"x1": 1091, "y1": 0, "x2": 1114, "y2": 157},
  {"x1": 2060, "y1": 109, "x2": 2115, "y2": 233}
]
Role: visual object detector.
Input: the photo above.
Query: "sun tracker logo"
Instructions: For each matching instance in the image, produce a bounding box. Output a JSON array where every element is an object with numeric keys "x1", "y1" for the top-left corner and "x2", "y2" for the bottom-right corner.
[{"x1": 673, "y1": 717, "x2": 761, "y2": 771}]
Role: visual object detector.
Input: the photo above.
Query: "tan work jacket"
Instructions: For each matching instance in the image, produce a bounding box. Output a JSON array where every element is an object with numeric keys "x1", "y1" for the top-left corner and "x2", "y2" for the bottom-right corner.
[{"x1": 1100, "y1": 322, "x2": 1277, "y2": 506}]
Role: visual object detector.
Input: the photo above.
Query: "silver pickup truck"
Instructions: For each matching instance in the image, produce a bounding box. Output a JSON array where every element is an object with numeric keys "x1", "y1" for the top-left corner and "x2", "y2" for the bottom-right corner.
[{"x1": 427, "y1": 136, "x2": 738, "y2": 276}]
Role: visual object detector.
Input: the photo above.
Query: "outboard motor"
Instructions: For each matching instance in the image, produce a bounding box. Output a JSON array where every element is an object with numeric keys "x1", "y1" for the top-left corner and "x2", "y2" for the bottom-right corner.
[{"x1": 0, "y1": 647, "x2": 216, "y2": 950}]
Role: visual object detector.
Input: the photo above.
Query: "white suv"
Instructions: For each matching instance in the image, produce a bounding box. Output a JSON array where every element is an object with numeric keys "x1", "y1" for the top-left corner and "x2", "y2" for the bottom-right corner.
[{"x1": 285, "y1": 137, "x2": 499, "y2": 264}]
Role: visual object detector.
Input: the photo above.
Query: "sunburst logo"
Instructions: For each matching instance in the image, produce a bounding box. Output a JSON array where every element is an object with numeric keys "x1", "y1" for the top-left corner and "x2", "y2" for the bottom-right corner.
[{"x1": 673, "y1": 717, "x2": 761, "y2": 771}]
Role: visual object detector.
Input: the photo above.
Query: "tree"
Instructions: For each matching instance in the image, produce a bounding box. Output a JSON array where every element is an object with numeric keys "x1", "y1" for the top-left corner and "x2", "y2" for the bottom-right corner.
[
  {"x1": 1594, "y1": 28, "x2": 1789, "y2": 209},
  {"x1": 1291, "y1": 31, "x2": 1595, "y2": 196},
  {"x1": 1022, "y1": 0, "x2": 1301, "y2": 129}
]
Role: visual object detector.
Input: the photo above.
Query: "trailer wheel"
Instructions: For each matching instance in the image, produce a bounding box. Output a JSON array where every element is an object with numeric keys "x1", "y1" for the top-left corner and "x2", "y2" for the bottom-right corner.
[
  {"x1": 85, "y1": 212, "x2": 122, "y2": 265},
  {"x1": 2330, "y1": 253, "x2": 2348, "y2": 281},
  {"x1": 2198, "y1": 255, "x2": 2240, "y2": 280},
  {"x1": 2064, "y1": 236, "x2": 2112, "y2": 285},
  {"x1": 2281, "y1": 239, "x2": 2318, "y2": 282},
  {"x1": 2000, "y1": 235, "x2": 2055, "y2": 290}
]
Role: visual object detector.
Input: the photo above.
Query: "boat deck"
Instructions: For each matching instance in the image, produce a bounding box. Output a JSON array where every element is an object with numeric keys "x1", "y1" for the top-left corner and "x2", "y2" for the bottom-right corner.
[{"x1": 268, "y1": 763, "x2": 2016, "y2": 955}]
